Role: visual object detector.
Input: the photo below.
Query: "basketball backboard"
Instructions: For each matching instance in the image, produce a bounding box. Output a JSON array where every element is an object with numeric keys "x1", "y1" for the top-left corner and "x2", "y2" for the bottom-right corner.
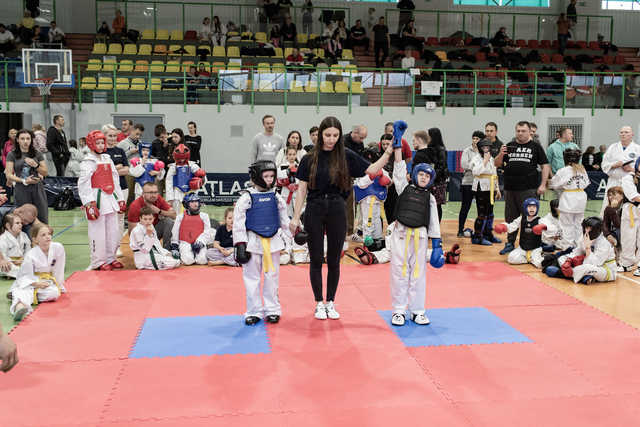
[{"x1": 21, "y1": 48, "x2": 74, "y2": 87}]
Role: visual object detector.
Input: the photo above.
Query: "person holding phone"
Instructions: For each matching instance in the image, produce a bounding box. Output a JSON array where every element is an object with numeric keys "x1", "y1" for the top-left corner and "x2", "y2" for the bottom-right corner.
[{"x1": 5, "y1": 129, "x2": 49, "y2": 224}]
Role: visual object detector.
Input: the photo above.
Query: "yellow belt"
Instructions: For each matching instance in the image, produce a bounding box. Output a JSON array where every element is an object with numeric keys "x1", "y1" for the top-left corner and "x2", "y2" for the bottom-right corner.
[
  {"x1": 478, "y1": 174, "x2": 497, "y2": 205},
  {"x1": 525, "y1": 250, "x2": 532, "y2": 263},
  {"x1": 260, "y1": 237, "x2": 275, "y2": 273},
  {"x1": 563, "y1": 189, "x2": 584, "y2": 192},
  {"x1": 33, "y1": 272, "x2": 60, "y2": 305},
  {"x1": 603, "y1": 259, "x2": 616, "y2": 281},
  {"x1": 366, "y1": 198, "x2": 387, "y2": 228},
  {"x1": 402, "y1": 228, "x2": 420, "y2": 278},
  {"x1": 630, "y1": 204, "x2": 635, "y2": 228}
]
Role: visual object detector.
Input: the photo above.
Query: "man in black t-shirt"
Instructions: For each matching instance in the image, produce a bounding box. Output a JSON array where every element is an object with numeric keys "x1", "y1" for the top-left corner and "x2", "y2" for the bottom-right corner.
[
  {"x1": 493, "y1": 121, "x2": 550, "y2": 255},
  {"x1": 349, "y1": 20, "x2": 369, "y2": 51},
  {"x1": 343, "y1": 125, "x2": 368, "y2": 158},
  {"x1": 372, "y1": 17, "x2": 389, "y2": 68}
]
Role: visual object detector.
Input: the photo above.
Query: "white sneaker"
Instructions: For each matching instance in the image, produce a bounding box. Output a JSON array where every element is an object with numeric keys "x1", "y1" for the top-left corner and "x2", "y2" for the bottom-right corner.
[
  {"x1": 325, "y1": 301, "x2": 340, "y2": 319},
  {"x1": 349, "y1": 233, "x2": 363, "y2": 243},
  {"x1": 315, "y1": 302, "x2": 328, "y2": 320},
  {"x1": 634, "y1": 268, "x2": 640, "y2": 277},
  {"x1": 391, "y1": 313, "x2": 405, "y2": 326},
  {"x1": 411, "y1": 313, "x2": 430, "y2": 325},
  {"x1": 617, "y1": 265, "x2": 624, "y2": 272}
]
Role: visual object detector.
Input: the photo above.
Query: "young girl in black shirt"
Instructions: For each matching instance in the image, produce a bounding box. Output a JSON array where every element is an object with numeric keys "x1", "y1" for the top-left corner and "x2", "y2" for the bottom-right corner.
[{"x1": 290, "y1": 116, "x2": 392, "y2": 320}]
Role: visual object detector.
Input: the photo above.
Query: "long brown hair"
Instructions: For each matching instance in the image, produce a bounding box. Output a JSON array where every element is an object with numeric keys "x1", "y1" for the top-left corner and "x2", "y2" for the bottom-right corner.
[{"x1": 308, "y1": 116, "x2": 350, "y2": 191}]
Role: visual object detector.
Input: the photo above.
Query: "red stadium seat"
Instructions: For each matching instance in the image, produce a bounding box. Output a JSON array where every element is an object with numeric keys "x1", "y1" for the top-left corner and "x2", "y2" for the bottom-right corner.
[
  {"x1": 603, "y1": 55, "x2": 614, "y2": 65},
  {"x1": 552, "y1": 40, "x2": 559, "y2": 49},
  {"x1": 540, "y1": 53, "x2": 550, "y2": 63},
  {"x1": 567, "y1": 40, "x2": 576, "y2": 49},
  {"x1": 516, "y1": 39, "x2": 526, "y2": 48},
  {"x1": 552, "y1": 54, "x2": 564, "y2": 63},
  {"x1": 588, "y1": 41, "x2": 600, "y2": 50},
  {"x1": 184, "y1": 30, "x2": 197, "y2": 40},
  {"x1": 540, "y1": 40, "x2": 551, "y2": 49},
  {"x1": 427, "y1": 37, "x2": 438, "y2": 46},
  {"x1": 577, "y1": 41, "x2": 587, "y2": 49},
  {"x1": 614, "y1": 55, "x2": 625, "y2": 65},
  {"x1": 439, "y1": 37, "x2": 450, "y2": 45},
  {"x1": 528, "y1": 40, "x2": 539, "y2": 49},
  {"x1": 475, "y1": 51, "x2": 486, "y2": 62}
]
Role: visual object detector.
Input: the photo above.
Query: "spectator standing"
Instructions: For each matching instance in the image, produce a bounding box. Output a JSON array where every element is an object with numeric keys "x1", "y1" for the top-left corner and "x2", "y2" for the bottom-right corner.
[
  {"x1": 0, "y1": 24, "x2": 16, "y2": 56},
  {"x1": 302, "y1": 0, "x2": 314, "y2": 35},
  {"x1": 413, "y1": 127, "x2": 449, "y2": 222},
  {"x1": 250, "y1": 115, "x2": 284, "y2": 163},
  {"x1": 458, "y1": 131, "x2": 484, "y2": 236},
  {"x1": 384, "y1": 122, "x2": 412, "y2": 163},
  {"x1": 2, "y1": 129, "x2": 17, "y2": 170},
  {"x1": 581, "y1": 146, "x2": 597, "y2": 171},
  {"x1": 349, "y1": 20, "x2": 369, "y2": 52},
  {"x1": 127, "y1": 182, "x2": 176, "y2": 250},
  {"x1": 117, "y1": 119, "x2": 132, "y2": 142},
  {"x1": 567, "y1": 0, "x2": 578, "y2": 27},
  {"x1": 275, "y1": 130, "x2": 305, "y2": 165},
  {"x1": 281, "y1": 15, "x2": 297, "y2": 45},
  {"x1": 600, "y1": 126, "x2": 640, "y2": 215},
  {"x1": 19, "y1": 11, "x2": 35, "y2": 45},
  {"x1": 529, "y1": 122, "x2": 540, "y2": 144},
  {"x1": 278, "y1": 0, "x2": 293, "y2": 24},
  {"x1": 304, "y1": 126, "x2": 318, "y2": 152},
  {"x1": 48, "y1": 21, "x2": 65, "y2": 45},
  {"x1": 397, "y1": 0, "x2": 415, "y2": 35},
  {"x1": 594, "y1": 144, "x2": 606, "y2": 170},
  {"x1": 372, "y1": 17, "x2": 390, "y2": 68},
  {"x1": 46, "y1": 114, "x2": 69, "y2": 176},
  {"x1": 557, "y1": 13, "x2": 570, "y2": 55},
  {"x1": 184, "y1": 121, "x2": 202, "y2": 166},
  {"x1": 5, "y1": 130, "x2": 48, "y2": 223},
  {"x1": 117, "y1": 122, "x2": 144, "y2": 162},
  {"x1": 112, "y1": 9, "x2": 126, "y2": 35},
  {"x1": 484, "y1": 121, "x2": 503, "y2": 158},
  {"x1": 493, "y1": 121, "x2": 550, "y2": 254},
  {"x1": 546, "y1": 127, "x2": 579, "y2": 175},
  {"x1": 342, "y1": 125, "x2": 368, "y2": 239}
]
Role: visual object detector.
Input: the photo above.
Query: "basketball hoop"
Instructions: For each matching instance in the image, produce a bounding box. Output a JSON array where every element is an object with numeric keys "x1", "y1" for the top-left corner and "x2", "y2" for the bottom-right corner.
[{"x1": 35, "y1": 77, "x2": 54, "y2": 96}]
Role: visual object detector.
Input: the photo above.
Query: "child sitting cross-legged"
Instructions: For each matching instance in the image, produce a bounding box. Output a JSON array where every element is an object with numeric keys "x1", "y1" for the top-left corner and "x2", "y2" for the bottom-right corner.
[
  {"x1": 206, "y1": 207, "x2": 238, "y2": 266},
  {"x1": 0, "y1": 213, "x2": 31, "y2": 278},
  {"x1": 129, "y1": 206, "x2": 181, "y2": 270}
]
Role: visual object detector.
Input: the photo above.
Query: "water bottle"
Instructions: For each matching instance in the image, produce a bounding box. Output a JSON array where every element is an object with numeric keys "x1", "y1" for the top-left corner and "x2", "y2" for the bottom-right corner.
[{"x1": 21, "y1": 162, "x2": 31, "y2": 180}]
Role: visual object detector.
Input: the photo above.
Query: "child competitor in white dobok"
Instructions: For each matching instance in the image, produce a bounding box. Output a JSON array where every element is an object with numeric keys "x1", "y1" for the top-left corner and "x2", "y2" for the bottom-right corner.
[
  {"x1": 170, "y1": 193, "x2": 211, "y2": 265},
  {"x1": 0, "y1": 214, "x2": 31, "y2": 278},
  {"x1": 549, "y1": 148, "x2": 589, "y2": 247},
  {"x1": 620, "y1": 156, "x2": 640, "y2": 275},
  {"x1": 233, "y1": 160, "x2": 290, "y2": 325},
  {"x1": 78, "y1": 130, "x2": 126, "y2": 271},
  {"x1": 494, "y1": 198, "x2": 544, "y2": 268},
  {"x1": 129, "y1": 141, "x2": 165, "y2": 198},
  {"x1": 129, "y1": 206, "x2": 181, "y2": 270},
  {"x1": 165, "y1": 143, "x2": 206, "y2": 213},
  {"x1": 9, "y1": 223, "x2": 65, "y2": 321},
  {"x1": 389, "y1": 140, "x2": 444, "y2": 327},
  {"x1": 557, "y1": 217, "x2": 617, "y2": 284}
]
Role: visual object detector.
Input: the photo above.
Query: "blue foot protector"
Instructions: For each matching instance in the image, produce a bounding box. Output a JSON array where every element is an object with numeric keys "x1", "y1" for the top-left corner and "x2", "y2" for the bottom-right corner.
[
  {"x1": 378, "y1": 307, "x2": 531, "y2": 347},
  {"x1": 130, "y1": 315, "x2": 271, "y2": 358}
]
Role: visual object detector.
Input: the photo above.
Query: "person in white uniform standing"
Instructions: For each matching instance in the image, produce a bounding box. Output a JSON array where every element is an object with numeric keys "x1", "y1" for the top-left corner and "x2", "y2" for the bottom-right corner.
[
  {"x1": 620, "y1": 156, "x2": 640, "y2": 274},
  {"x1": 549, "y1": 148, "x2": 589, "y2": 247},
  {"x1": 233, "y1": 160, "x2": 290, "y2": 325},
  {"x1": 78, "y1": 130, "x2": 126, "y2": 271},
  {"x1": 9, "y1": 223, "x2": 66, "y2": 321},
  {"x1": 601, "y1": 126, "x2": 640, "y2": 215}
]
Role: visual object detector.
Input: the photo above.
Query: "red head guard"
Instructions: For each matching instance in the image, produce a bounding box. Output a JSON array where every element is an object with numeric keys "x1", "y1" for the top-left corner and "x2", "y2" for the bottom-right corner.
[
  {"x1": 173, "y1": 143, "x2": 190, "y2": 166},
  {"x1": 86, "y1": 130, "x2": 107, "y2": 154}
]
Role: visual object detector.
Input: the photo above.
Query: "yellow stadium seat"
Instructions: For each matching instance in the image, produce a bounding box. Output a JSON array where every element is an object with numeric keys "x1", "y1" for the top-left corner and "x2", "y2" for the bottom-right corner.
[
  {"x1": 284, "y1": 48, "x2": 293, "y2": 58},
  {"x1": 168, "y1": 45, "x2": 183, "y2": 55},
  {"x1": 199, "y1": 45, "x2": 212, "y2": 55},
  {"x1": 107, "y1": 43, "x2": 122, "y2": 55},
  {"x1": 141, "y1": 29, "x2": 155, "y2": 40},
  {"x1": 210, "y1": 46, "x2": 224, "y2": 57},
  {"x1": 80, "y1": 76, "x2": 96, "y2": 90},
  {"x1": 170, "y1": 30, "x2": 183, "y2": 40},
  {"x1": 330, "y1": 64, "x2": 342, "y2": 75},
  {"x1": 351, "y1": 81, "x2": 364, "y2": 94},
  {"x1": 258, "y1": 80, "x2": 273, "y2": 92},
  {"x1": 102, "y1": 58, "x2": 117, "y2": 71},
  {"x1": 150, "y1": 61, "x2": 165, "y2": 73},
  {"x1": 165, "y1": 60, "x2": 180, "y2": 73},
  {"x1": 304, "y1": 80, "x2": 318, "y2": 92},
  {"x1": 314, "y1": 48, "x2": 324, "y2": 58},
  {"x1": 153, "y1": 44, "x2": 167, "y2": 55},
  {"x1": 91, "y1": 43, "x2": 107, "y2": 55},
  {"x1": 274, "y1": 47, "x2": 283, "y2": 58},
  {"x1": 227, "y1": 46, "x2": 240, "y2": 57},
  {"x1": 86, "y1": 59, "x2": 101, "y2": 71},
  {"x1": 138, "y1": 44, "x2": 152, "y2": 55},
  {"x1": 130, "y1": 77, "x2": 147, "y2": 90},
  {"x1": 227, "y1": 62, "x2": 241, "y2": 70},
  {"x1": 345, "y1": 64, "x2": 358, "y2": 74},
  {"x1": 296, "y1": 34, "x2": 308, "y2": 45},
  {"x1": 241, "y1": 31, "x2": 253, "y2": 39},
  {"x1": 341, "y1": 49, "x2": 353, "y2": 60},
  {"x1": 156, "y1": 29, "x2": 169, "y2": 40},
  {"x1": 97, "y1": 76, "x2": 113, "y2": 90},
  {"x1": 272, "y1": 63, "x2": 285, "y2": 74},
  {"x1": 211, "y1": 62, "x2": 225, "y2": 73},
  {"x1": 150, "y1": 78, "x2": 162, "y2": 90},
  {"x1": 119, "y1": 60, "x2": 134, "y2": 72},
  {"x1": 320, "y1": 81, "x2": 334, "y2": 93},
  {"x1": 115, "y1": 77, "x2": 130, "y2": 90},
  {"x1": 181, "y1": 60, "x2": 195, "y2": 72},
  {"x1": 309, "y1": 34, "x2": 318, "y2": 41},
  {"x1": 184, "y1": 45, "x2": 196, "y2": 56},
  {"x1": 290, "y1": 80, "x2": 304, "y2": 92},
  {"x1": 123, "y1": 44, "x2": 137, "y2": 55},
  {"x1": 227, "y1": 31, "x2": 239, "y2": 38},
  {"x1": 134, "y1": 60, "x2": 149, "y2": 72},
  {"x1": 335, "y1": 81, "x2": 350, "y2": 93},
  {"x1": 255, "y1": 32, "x2": 267, "y2": 43},
  {"x1": 257, "y1": 62, "x2": 271, "y2": 73}
]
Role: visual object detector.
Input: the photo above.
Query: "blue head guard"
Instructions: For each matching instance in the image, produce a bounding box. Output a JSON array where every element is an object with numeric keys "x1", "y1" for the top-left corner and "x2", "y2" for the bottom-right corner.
[
  {"x1": 411, "y1": 163, "x2": 436, "y2": 189},
  {"x1": 182, "y1": 192, "x2": 201, "y2": 215},
  {"x1": 522, "y1": 197, "x2": 539, "y2": 216}
]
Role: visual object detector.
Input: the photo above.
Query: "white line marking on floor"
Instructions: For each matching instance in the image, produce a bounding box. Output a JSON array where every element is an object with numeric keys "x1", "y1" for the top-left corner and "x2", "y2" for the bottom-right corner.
[{"x1": 618, "y1": 275, "x2": 640, "y2": 285}]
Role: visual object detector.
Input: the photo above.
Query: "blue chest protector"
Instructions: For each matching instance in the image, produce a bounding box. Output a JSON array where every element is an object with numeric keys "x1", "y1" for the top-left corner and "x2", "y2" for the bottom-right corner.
[
  {"x1": 246, "y1": 192, "x2": 280, "y2": 238},
  {"x1": 173, "y1": 165, "x2": 193, "y2": 193},
  {"x1": 135, "y1": 163, "x2": 155, "y2": 187},
  {"x1": 353, "y1": 177, "x2": 388, "y2": 203}
]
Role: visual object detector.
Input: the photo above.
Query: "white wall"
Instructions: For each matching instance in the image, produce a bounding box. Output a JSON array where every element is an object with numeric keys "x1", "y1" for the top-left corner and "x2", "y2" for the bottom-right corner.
[{"x1": 11, "y1": 102, "x2": 640, "y2": 172}]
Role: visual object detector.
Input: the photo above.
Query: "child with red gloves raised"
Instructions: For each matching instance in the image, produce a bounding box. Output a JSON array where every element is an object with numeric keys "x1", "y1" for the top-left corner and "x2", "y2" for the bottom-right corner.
[
  {"x1": 78, "y1": 130, "x2": 126, "y2": 271},
  {"x1": 129, "y1": 141, "x2": 165, "y2": 198},
  {"x1": 165, "y1": 143, "x2": 206, "y2": 213}
]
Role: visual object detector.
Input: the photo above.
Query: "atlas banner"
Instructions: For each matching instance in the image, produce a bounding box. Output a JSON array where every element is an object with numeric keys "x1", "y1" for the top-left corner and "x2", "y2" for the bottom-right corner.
[{"x1": 195, "y1": 173, "x2": 251, "y2": 205}]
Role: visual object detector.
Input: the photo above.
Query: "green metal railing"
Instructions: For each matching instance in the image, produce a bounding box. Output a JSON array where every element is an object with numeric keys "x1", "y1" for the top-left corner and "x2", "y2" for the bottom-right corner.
[
  {"x1": 385, "y1": 9, "x2": 615, "y2": 43},
  {"x1": 2, "y1": 60, "x2": 639, "y2": 117}
]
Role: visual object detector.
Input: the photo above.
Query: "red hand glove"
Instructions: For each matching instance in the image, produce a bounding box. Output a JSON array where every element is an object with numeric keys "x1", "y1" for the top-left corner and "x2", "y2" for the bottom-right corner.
[
  {"x1": 189, "y1": 177, "x2": 203, "y2": 190},
  {"x1": 494, "y1": 223, "x2": 508, "y2": 234},
  {"x1": 130, "y1": 157, "x2": 140, "y2": 167},
  {"x1": 378, "y1": 173, "x2": 392, "y2": 187},
  {"x1": 368, "y1": 169, "x2": 382, "y2": 181},
  {"x1": 571, "y1": 255, "x2": 585, "y2": 267},
  {"x1": 277, "y1": 178, "x2": 290, "y2": 187},
  {"x1": 154, "y1": 161, "x2": 165, "y2": 171},
  {"x1": 561, "y1": 259, "x2": 574, "y2": 278},
  {"x1": 85, "y1": 201, "x2": 100, "y2": 221},
  {"x1": 118, "y1": 200, "x2": 126, "y2": 214},
  {"x1": 194, "y1": 168, "x2": 206, "y2": 178},
  {"x1": 532, "y1": 224, "x2": 547, "y2": 235},
  {"x1": 287, "y1": 184, "x2": 298, "y2": 193}
]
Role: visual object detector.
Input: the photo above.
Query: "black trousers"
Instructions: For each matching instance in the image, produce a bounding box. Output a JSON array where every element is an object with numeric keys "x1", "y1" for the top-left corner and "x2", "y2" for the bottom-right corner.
[
  {"x1": 53, "y1": 157, "x2": 68, "y2": 177},
  {"x1": 374, "y1": 42, "x2": 388, "y2": 68},
  {"x1": 458, "y1": 184, "x2": 474, "y2": 233},
  {"x1": 474, "y1": 190, "x2": 494, "y2": 238},
  {"x1": 304, "y1": 195, "x2": 347, "y2": 302},
  {"x1": 504, "y1": 188, "x2": 538, "y2": 244}
]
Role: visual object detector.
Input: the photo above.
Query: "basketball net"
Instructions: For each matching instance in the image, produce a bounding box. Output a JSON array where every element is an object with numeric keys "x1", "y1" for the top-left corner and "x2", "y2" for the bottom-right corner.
[{"x1": 36, "y1": 78, "x2": 54, "y2": 96}]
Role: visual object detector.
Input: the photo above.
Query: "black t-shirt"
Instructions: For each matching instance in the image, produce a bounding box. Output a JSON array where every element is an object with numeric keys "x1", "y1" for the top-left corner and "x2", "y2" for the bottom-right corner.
[
  {"x1": 412, "y1": 146, "x2": 448, "y2": 185},
  {"x1": 214, "y1": 225, "x2": 233, "y2": 248},
  {"x1": 151, "y1": 138, "x2": 170, "y2": 166},
  {"x1": 502, "y1": 140, "x2": 549, "y2": 191},
  {"x1": 350, "y1": 26, "x2": 365, "y2": 38},
  {"x1": 343, "y1": 132, "x2": 366, "y2": 157},
  {"x1": 184, "y1": 135, "x2": 202, "y2": 165},
  {"x1": 106, "y1": 146, "x2": 128, "y2": 189},
  {"x1": 297, "y1": 148, "x2": 370, "y2": 200},
  {"x1": 372, "y1": 24, "x2": 388, "y2": 43}
]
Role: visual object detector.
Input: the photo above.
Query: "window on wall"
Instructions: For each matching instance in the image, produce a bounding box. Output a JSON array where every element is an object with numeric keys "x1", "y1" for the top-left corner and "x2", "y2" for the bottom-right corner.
[
  {"x1": 454, "y1": 0, "x2": 550, "y2": 6},
  {"x1": 601, "y1": 0, "x2": 640, "y2": 10}
]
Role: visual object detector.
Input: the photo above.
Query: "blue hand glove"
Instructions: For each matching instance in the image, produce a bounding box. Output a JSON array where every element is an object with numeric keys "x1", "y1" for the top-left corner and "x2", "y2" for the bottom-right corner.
[
  {"x1": 429, "y1": 238, "x2": 445, "y2": 268},
  {"x1": 392, "y1": 120, "x2": 408, "y2": 148},
  {"x1": 170, "y1": 243, "x2": 180, "y2": 259},
  {"x1": 191, "y1": 241, "x2": 204, "y2": 254}
]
